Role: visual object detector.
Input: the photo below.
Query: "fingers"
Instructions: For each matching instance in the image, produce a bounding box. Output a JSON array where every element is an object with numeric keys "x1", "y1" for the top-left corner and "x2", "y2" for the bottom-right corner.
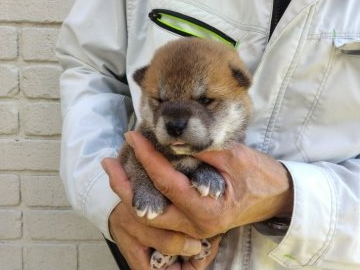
[
  {"x1": 124, "y1": 131, "x2": 206, "y2": 208},
  {"x1": 121, "y1": 132, "x2": 229, "y2": 238},
  {"x1": 143, "y1": 204, "x2": 204, "y2": 239},
  {"x1": 111, "y1": 218, "x2": 151, "y2": 270},
  {"x1": 182, "y1": 236, "x2": 222, "y2": 270},
  {"x1": 194, "y1": 150, "x2": 229, "y2": 171},
  {"x1": 166, "y1": 262, "x2": 182, "y2": 270},
  {"x1": 195, "y1": 143, "x2": 255, "y2": 173},
  {"x1": 194, "y1": 142, "x2": 251, "y2": 172},
  {"x1": 110, "y1": 203, "x2": 202, "y2": 257},
  {"x1": 102, "y1": 156, "x2": 205, "y2": 238},
  {"x1": 116, "y1": 235, "x2": 150, "y2": 270},
  {"x1": 102, "y1": 157, "x2": 133, "y2": 207},
  {"x1": 134, "y1": 221, "x2": 202, "y2": 256}
]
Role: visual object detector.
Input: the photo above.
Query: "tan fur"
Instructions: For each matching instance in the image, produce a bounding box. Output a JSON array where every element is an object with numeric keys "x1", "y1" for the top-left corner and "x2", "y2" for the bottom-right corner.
[
  {"x1": 141, "y1": 38, "x2": 251, "y2": 112},
  {"x1": 119, "y1": 38, "x2": 252, "y2": 268}
]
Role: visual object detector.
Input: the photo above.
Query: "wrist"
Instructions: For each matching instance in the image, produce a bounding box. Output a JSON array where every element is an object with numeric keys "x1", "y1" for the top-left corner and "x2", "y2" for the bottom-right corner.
[
  {"x1": 253, "y1": 162, "x2": 293, "y2": 236},
  {"x1": 275, "y1": 161, "x2": 294, "y2": 217}
]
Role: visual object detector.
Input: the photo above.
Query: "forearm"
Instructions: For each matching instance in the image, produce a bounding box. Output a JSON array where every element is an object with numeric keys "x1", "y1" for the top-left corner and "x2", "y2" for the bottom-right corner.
[
  {"x1": 56, "y1": 0, "x2": 132, "y2": 239},
  {"x1": 60, "y1": 89, "x2": 131, "y2": 239}
]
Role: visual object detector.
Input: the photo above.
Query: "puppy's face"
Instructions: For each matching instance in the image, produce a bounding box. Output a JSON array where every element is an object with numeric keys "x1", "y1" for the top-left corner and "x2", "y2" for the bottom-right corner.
[{"x1": 134, "y1": 38, "x2": 252, "y2": 155}]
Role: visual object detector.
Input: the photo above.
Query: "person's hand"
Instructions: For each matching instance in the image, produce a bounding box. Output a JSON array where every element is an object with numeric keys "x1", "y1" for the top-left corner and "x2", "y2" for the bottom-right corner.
[
  {"x1": 165, "y1": 235, "x2": 222, "y2": 270},
  {"x1": 121, "y1": 131, "x2": 293, "y2": 239},
  {"x1": 103, "y1": 158, "x2": 221, "y2": 270}
]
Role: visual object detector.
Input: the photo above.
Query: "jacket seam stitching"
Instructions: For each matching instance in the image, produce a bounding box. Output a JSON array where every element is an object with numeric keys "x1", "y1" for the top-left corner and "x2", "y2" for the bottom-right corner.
[
  {"x1": 308, "y1": 33, "x2": 360, "y2": 39},
  {"x1": 80, "y1": 95, "x2": 125, "y2": 215},
  {"x1": 242, "y1": 226, "x2": 252, "y2": 270},
  {"x1": 111, "y1": 96, "x2": 127, "y2": 149},
  {"x1": 269, "y1": 164, "x2": 337, "y2": 267},
  {"x1": 80, "y1": 168, "x2": 104, "y2": 215},
  {"x1": 295, "y1": 46, "x2": 336, "y2": 162},
  {"x1": 307, "y1": 167, "x2": 338, "y2": 265},
  {"x1": 261, "y1": 6, "x2": 314, "y2": 153}
]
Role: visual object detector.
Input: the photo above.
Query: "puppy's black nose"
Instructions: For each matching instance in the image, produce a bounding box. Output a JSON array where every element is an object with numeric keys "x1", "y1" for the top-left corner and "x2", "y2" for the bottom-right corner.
[{"x1": 166, "y1": 119, "x2": 187, "y2": 137}]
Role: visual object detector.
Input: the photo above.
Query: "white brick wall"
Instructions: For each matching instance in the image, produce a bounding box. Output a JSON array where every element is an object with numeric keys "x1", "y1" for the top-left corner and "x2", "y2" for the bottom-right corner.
[{"x1": 0, "y1": 0, "x2": 118, "y2": 269}]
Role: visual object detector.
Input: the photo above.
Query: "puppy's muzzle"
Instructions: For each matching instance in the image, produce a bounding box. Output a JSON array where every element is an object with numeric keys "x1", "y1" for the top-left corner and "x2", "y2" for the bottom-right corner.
[
  {"x1": 165, "y1": 118, "x2": 188, "y2": 137},
  {"x1": 162, "y1": 102, "x2": 191, "y2": 138}
]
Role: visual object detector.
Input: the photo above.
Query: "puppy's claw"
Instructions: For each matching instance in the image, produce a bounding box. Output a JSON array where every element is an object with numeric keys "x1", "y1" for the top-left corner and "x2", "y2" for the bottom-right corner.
[
  {"x1": 136, "y1": 206, "x2": 148, "y2": 217},
  {"x1": 196, "y1": 184, "x2": 210, "y2": 197},
  {"x1": 201, "y1": 239, "x2": 211, "y2": 249},
  {"x1": 132, "y1": 186, "x2": 168, "y2": 219},
  {"x1": 147, "y1": 209, "x2": 161, "y2": 220},
  {"x1": 150, "y1": 251, "x2": 177, "y2": 269},
  {"x1": 190, "y1": 164, "x2": 225, "y2": 199},
  {"x1": 135, "y1": 206, "x2": 162, "y2": 219},
  {"x1": 211, "y1": 190, "x2": 222, "y2": 200},
  {"x1": 192, "y1": 239, "x2": 211, "y2": 260}
]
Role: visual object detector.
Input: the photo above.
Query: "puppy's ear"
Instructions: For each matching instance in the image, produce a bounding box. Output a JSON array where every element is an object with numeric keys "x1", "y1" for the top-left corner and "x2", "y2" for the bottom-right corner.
[
  {"x1": 230, "y1": 65, "x2": 251, "y2": 89},
  {"x1": 133, "y1": 66, "x2": 149, "y2": 86}
]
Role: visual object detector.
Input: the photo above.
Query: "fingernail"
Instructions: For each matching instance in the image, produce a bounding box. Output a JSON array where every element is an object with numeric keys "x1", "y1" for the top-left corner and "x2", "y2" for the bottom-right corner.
[
  {"x1": 183, "y1": 238, "x2": 201, "y2": 255},
  {"x1": 124, "y1": 132, "x2": 134, "y2": 148}
]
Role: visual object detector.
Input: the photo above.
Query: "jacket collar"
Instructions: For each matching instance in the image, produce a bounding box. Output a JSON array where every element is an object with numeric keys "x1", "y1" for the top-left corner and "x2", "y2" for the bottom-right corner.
[{"x1": 269, "y1": 0, "x2": 319, "y2": 43}]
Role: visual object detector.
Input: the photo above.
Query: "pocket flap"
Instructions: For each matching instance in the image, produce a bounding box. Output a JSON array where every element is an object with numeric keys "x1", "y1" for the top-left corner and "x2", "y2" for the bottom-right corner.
[{"x1": 334, "y1": 38, "x2": 360, "y2": 55}]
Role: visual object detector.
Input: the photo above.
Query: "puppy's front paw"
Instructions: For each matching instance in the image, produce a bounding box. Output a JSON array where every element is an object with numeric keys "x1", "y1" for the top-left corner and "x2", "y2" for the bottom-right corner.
[
  {"x1": 181, "y1": 239, "x2": 211, "y2": 262},
  {"x1": 192, "y1": 239, "x2": 211, "y2": 260},
  {"x1": 132, "y1": 187, "x2": 168, "y2": 219},
  {"x1": 150, "y1": 251, "x2": 177, "y2": 269},
  {"x1": 191, "y1": 164, "x2": 225, "y2": 199}
]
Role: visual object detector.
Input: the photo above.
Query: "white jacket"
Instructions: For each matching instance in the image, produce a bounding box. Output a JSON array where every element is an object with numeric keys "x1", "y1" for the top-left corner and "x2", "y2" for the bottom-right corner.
[{"x1": 56, "y1": 0, "x2": 360, "y2": 269}]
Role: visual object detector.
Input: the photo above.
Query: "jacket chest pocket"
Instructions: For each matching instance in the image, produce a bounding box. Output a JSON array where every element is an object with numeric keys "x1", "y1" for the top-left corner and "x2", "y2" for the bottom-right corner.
[
  {"x1": 294, "y1": 37, "x2": 360, "y2": 163},
  {"x1": 145, "y1": 0, "x2": 241, "y2": 51},
  {"x1": 334, "y1": 38, "x2": 360, "y2": 55},
  {"x1": 148, "y1": 9, "x2": 238, "y2": 48},
  {"x1": 143, "y1": 0, "x2": 269, "y2": 73}
]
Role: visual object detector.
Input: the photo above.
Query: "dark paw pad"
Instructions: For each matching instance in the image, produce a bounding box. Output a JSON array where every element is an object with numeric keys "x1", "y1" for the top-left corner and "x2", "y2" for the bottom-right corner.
[
  {"x1": 192, "y1": 239, "x2": 211, "y2": 260},
  {"x1": 150, "y1": 250, "x2": 177, "y2": 269}
]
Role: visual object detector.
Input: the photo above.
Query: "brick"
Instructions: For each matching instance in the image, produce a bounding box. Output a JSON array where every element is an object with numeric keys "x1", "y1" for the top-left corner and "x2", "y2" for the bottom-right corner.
[
  {"x1": 0, "y1": 140, "x2": 60, "y2": 171},
  {"x1": 0, "y1": 65, "x2": 19, "y2": 97},
  {"x1": 0, "y1": 175, "x2": 20, "y2": 206},
  {"x1": 0, "y1": 27, "x2": 18, "y2": 60},
  {"x1": 24, "y1": 245, "x2": 76, "y2": 270},
  {"x1": 22, "y1": 175, "x2": 70, "y2": 207},
  {"x1": 0, "y1": 0, "x2": 75, "y2": 23},
  {"x1": 0, "y1": 245, "x2": 22, "y2": 270},
  {"x1": 22, "y1": 103, "x2": 62, "y2": 136},
  {"x1": 0, "y1": 210, "x2": 22, "y2": 239},
  {"x1": 79, "y1": 244, "x2": 118, "y2": 270},
  {"x1": 22, "y1": 28, "x2": 59, "y2": 62},
  {"x1": 22, "y1": 65, "x2": 61, "y2": 99},
  {"x1": 0, "y1": 104, "x2": 18, "y2": 134},
  {"x1": 24, "y1": 210, "x2": 102, "y2": 240}
]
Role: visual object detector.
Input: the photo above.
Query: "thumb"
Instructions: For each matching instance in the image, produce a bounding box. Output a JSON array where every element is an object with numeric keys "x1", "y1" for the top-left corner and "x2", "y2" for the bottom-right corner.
[
  {"x1": 101, "y1": 157, "x2": 133, "y2": 206},
  {"x1": 182, "y1": 235, "x2": 222, "y2": 270},
  {"x1": 194, "y1": 150, "x2": 229, "y2": 171}
]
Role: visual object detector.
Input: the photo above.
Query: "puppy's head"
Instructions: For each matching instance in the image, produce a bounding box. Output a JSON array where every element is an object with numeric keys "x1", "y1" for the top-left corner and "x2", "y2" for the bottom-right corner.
[{"x1": 133, "y1": 38, "x2": 252, "y2": 155}]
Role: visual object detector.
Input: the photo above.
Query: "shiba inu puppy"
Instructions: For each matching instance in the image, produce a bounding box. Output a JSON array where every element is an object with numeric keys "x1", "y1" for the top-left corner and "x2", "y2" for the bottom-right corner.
[{"x1": 119, "y1": 38, "x2": 252, "y2": 269}]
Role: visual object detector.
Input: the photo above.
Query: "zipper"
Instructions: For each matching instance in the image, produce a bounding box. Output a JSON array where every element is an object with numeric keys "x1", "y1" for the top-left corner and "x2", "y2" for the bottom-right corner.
[
  {"x1": 269, "y1": 0, "x2": 291, "y2": 39},
  {"x1": 149, "y1": 9, "x2": 238, "y2": 48}
]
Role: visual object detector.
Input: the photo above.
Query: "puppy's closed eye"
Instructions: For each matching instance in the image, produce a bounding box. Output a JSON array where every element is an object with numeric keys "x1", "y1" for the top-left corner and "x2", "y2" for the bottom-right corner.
[{"x1": 197, "y1": 96, "x2": 214, "y2": 106}]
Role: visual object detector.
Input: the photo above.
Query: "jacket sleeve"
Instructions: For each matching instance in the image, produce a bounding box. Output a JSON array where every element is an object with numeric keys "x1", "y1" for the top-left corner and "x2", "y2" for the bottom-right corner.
[
  {"x1": 55, "y1": 0, "x2": 132, "y2": 240},
  {"x1": 270, "y1": 158, "x2": 360, "y2": 269}
]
